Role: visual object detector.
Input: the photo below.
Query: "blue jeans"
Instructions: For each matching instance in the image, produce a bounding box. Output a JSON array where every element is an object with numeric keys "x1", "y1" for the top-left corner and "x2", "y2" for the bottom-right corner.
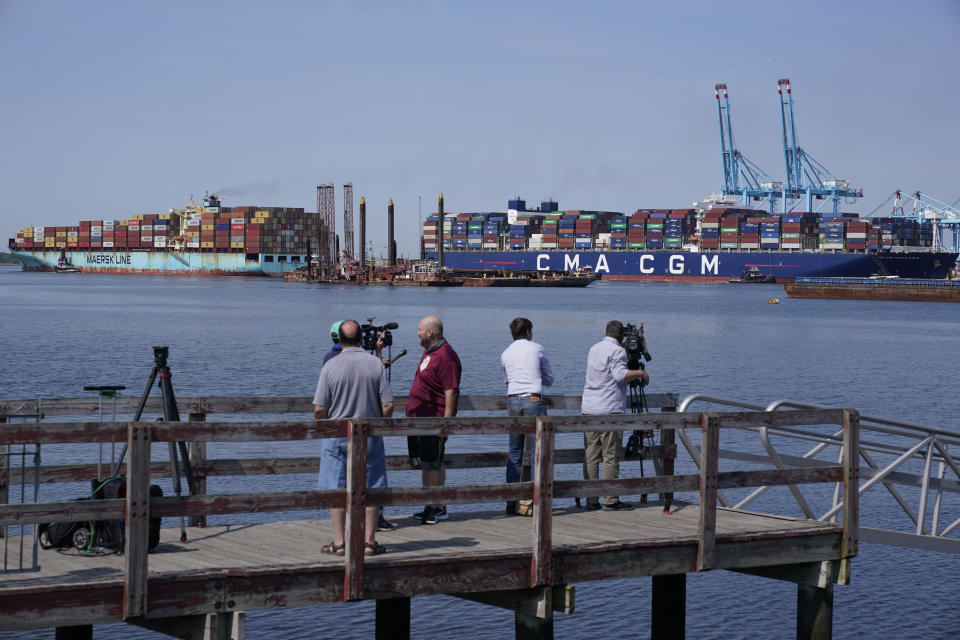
[{"x1": 506, "y1": 396, "x2": 547, "y2": 485}]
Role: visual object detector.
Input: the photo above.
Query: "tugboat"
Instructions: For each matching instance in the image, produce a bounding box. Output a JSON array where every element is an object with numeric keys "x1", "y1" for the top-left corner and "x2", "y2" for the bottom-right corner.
[
  {"x1": 54, "y1": 248, "x2": 81, "y2": 273},
  {"x1": 729, "y1": 266, "x2": 775, "y2": 284}
]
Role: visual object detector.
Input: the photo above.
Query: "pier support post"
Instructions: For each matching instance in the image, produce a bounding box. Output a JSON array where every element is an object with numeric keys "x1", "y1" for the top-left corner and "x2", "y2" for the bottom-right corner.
[
  {"x1": 797, "y1": 583, "x2": 833, "y2": 640},
  {"x1": 375, "y1": 597, "x2": 410, "y2": 640},
  {"x1": 651, "y1": 574, "x2": 685, "y2": 640},
  {"x1": 0, "y1": 411, "x2": 7, "y2": 536},
  {"x1": 55, "y1": 625, "x2": 93, "y2": 639},
  {"x1": 188, "y1": 411, "x2": 207, "y2": 527},
  {"x1": 515, "y1": 609, "x2": 553, "y2": 640},
  {"x1": 515, "y1": 586, "x2": 553, "y2": 640}
]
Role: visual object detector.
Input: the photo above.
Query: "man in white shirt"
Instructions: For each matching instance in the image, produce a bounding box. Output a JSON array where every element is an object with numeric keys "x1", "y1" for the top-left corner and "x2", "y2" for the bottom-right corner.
[
  {"x1": 500, "y1": 317, "x2": 555, "y2": 515},
  {"x1": 581, "y1": 320, "x2": 649, "y2": 511}
]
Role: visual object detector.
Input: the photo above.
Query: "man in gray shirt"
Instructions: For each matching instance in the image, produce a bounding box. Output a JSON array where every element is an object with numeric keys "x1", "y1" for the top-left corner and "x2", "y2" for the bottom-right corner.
[
  {"x1": 581, "y1": 320, "x2": 649, "y2": 511},
  {"x1": 313, "y1": 320, "x2": 394, "y2": 555}
]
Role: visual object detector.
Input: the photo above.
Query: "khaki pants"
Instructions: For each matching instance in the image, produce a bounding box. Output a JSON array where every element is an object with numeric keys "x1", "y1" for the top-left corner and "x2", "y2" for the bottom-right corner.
[{"x1": 583, "y1": 431, "x2": 622, "y2": 507}]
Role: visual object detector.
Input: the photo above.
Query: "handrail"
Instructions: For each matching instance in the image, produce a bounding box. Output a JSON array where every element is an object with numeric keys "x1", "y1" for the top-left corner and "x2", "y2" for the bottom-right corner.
[
  {"x1": 0, "y1": 398, "x2": 856, "y2": 615},
  {"x1": 677, "y1": 394, "x2": 960, "y2": 553}
]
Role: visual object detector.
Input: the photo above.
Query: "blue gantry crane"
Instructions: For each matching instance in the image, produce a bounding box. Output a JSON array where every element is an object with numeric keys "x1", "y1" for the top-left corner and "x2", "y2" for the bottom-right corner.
[
  {"x1": 776, "y1": 79, "x2": 863, "y2": 214},
  {"x1": 867, "y1": 190, "x2": 960, "y2": 253},
  {"x1": 714, "y1": 83, "x2": 784, "y2": 210}
]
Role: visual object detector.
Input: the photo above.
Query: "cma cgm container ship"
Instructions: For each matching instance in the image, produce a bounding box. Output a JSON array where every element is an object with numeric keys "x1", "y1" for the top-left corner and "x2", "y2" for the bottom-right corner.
[
  {"x1": 7, "y1": 196, "x2": 316, "y2": 276},
  {"x1": 423, "y1": 198, "x2": 957, "y2": 282}
]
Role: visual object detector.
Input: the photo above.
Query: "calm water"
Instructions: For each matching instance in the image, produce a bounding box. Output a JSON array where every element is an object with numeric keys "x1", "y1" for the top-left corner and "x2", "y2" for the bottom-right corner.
[{"x1": 1, "y1": 266, "x2": 958, "y2": 639}]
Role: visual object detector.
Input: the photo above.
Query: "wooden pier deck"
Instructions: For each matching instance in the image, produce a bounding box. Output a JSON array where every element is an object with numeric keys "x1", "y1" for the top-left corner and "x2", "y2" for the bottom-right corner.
[{"x1": 0, "y1": 395, "x2": 858, "y2": 639}]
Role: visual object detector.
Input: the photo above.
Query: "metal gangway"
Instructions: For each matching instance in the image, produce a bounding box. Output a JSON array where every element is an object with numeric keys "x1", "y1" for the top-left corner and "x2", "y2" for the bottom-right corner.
[{"x1": 678, "y1": 395, "x2": 960, "y2": 554}]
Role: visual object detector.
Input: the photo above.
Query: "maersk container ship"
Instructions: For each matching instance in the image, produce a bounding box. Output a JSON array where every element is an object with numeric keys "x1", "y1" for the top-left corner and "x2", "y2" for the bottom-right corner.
[
  {"x1": 7, "y1": 195, "x2": 314, "y2": 276},
  {"x1": 422, "y1": 198, "x2": 957, "y2": 282}
]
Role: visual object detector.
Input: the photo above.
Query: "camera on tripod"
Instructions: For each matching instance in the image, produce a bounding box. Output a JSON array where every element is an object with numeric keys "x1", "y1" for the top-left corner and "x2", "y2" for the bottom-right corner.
[
  {"x1": 621, "y1": 323, "x2": 652, "y2": 372},
  {"x1": 360, "y1": 321, "x2": 398, "y2": 352}
]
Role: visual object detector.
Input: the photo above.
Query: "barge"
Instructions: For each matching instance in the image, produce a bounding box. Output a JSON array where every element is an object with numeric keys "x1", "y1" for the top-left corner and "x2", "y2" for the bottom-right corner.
[{"x1": 784, "y1": 277, "x2": 960, "y2": 302}]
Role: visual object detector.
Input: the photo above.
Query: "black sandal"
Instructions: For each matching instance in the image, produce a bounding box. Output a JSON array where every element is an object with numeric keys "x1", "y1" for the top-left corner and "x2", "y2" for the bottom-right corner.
[
  {"x1": 321, "y1": 542, "x2": 345, "y2": 556},
  {"x1": 364, "y1": 541, "x2": 387, "y2": 555}
]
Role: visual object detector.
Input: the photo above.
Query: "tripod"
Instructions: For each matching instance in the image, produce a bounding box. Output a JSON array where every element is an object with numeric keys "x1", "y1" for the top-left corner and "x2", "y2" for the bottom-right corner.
[
  {"x1": 113, "y1": 346, "x2": 196, "y2": 543},
  {"x1": 624, "y1": 377, "x2": 670, "y2": 512}
]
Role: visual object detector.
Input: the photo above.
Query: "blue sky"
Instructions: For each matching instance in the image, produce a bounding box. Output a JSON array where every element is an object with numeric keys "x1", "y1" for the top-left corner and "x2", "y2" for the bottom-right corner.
[{"x1": 2, "y1": 0, "x2": 957, "y2": 257}]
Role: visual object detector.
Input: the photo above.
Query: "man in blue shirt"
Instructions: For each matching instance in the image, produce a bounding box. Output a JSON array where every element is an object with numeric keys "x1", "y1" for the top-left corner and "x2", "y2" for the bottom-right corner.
[{"x1": 581, "y1": 320, "x2": 649, "y2": 511}]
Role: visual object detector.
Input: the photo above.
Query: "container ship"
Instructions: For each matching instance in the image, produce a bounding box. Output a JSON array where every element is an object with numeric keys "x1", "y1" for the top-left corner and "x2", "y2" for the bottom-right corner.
[
  {"x1": 7, "y1": 196, "x2": 318, "y2": 276},
  {"x1": 422, "y1": 198, "x2": 957, "y2": 282}
]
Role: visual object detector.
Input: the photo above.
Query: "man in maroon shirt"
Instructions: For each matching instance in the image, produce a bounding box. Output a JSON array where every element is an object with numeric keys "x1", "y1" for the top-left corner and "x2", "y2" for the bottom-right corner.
[{"x1": 406, "y1": 315, "x2": 461, "y2": 525}]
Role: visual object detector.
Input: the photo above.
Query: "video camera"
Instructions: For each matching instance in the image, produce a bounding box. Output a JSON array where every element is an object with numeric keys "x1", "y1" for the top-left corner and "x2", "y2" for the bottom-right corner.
[
  {"x1": 621, "y1": 323, "x2": 652, "y2": 372},
  {"x1": 360, "y1": 321, "x2": 398, "y2": 352}
]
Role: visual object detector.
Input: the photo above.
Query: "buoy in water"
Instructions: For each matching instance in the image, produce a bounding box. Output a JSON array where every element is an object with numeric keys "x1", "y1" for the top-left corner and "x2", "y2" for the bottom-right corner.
[{"x1": 768, "y1": 298, "x2": 780, "y2": 304}]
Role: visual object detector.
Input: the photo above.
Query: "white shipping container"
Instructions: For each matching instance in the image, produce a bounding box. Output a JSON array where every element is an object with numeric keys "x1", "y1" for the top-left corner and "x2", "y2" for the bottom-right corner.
[
  {"x1": 103, "y1": 241, "x2": 114, "y2": 248},
  {"x1": 187, "y1": 220, "x2": 200, "y2": 227},
  {"x1": 231, "y1": 217, "x2": 246, "y2": 224},
  {"x1": 67, "y1": 231, "x2": 78, "y2": 237},
  {"x1": 206, "y1": 207, "x2": 220, "y2": 214},
  {"x1": 91, "y1": 226, "x2": 102, "y2": 233},
  {"x1": 141, "y1": 235, "x2": 153, "y2": 242},
  {"x1": 187, "y1": 241, "x2": 201, "y2": 248},
  {"x1": 141, "y1": 225, "x2": 153, "y2": 232}
]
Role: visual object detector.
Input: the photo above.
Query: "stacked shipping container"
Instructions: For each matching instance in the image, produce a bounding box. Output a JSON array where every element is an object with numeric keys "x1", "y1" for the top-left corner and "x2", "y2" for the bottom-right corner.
[{"x1": 12, "y1": 205, "x2": 322, "y2": 256}]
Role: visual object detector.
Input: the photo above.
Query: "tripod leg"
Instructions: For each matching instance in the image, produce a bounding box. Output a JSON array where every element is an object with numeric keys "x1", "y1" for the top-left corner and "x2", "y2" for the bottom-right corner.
[
  {"x1": 113, "y1": 366, "x2": 159, "y2": 477},
  {"x1": 159, "y1": 364, "x2": 188, "y2": 543},
  {"x1": 168, "y1": 441, "x2": 187, "y2": 543}
]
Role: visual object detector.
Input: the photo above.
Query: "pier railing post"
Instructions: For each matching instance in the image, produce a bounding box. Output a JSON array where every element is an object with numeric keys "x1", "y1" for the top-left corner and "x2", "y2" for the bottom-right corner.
[
  {"x1": 123, "y1": 422, "x2": 152, "y2": 619},
  {"x1": 659, "y1": 398, "x2": 677, "y2": 511},
  {"x1": 344, "y1": 419, "x2": 368, "y2": 601},
  {"x1": 187, "y1": 413, "x2": 207, "y2": 527},
  {"x1": 531, "y1": 416, "x2": 555, "y2": 587},
  {"x1": 839, "y1": 409, "x2": 859, "y2": 584},
  {"x1": 188, "y1": 411, "x2": 207, "y2": 528},
  {"x1": 0, "y1": 409, "x2": 7, "y2": 528},
  {"x1": 697, "y1": 413, "x2": 719, "y2": 572}
]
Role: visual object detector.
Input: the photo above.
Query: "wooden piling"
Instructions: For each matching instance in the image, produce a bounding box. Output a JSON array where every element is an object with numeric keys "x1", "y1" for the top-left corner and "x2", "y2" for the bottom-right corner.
[
  {"x1": 797, "y1": 583, "x2": 833, "y2": 640},
  {"x1": 375, "y1": 597, "x2": 411, "y2": 640},
  {"x1": 651, "y1": 574, "x2": 686, "y2": 640}
]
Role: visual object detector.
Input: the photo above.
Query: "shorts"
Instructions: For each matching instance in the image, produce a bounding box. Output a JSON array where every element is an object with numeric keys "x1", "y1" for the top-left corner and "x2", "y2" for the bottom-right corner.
[
  {"x1": 407, "y1": 435, "x2": 447, "y2": 470},
  {"x1": 317, "y1": 436, "x2": 388, "y2": 490}
]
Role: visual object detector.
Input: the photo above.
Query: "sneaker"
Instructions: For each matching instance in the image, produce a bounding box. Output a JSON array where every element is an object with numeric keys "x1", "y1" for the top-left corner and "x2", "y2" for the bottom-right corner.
[
  {"x1": 602, "y1": 501, "x2": 634, "y2": 511},
  {"x1": 376, "y1": 515, "x2": 396, "y2": 531},
  {"x1": 585, "y1": 502, "x2": 602, "y2": 511},
  {"x1": 417, "y1": 505, "x2": 439, "y2": 525},
  {"x1": 434, "y1": 506, "x2": 448, "y2": 520}
]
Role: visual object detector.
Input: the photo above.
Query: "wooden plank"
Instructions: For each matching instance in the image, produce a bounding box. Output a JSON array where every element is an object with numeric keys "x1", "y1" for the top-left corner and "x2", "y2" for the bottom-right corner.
[
  {"x1": 0, "y1": 393, "x2": 680, "y2": 416},
  {"x1": 531, "y1": 417, "x2": 554, "y2": 587},
  {"x1": 714, "y1": 408, "x2": 845, "y2": 430},
  {"x1": 697, "y1": 414, "x2": 719, "y2": 572},
  {"x1": 716, "y1": 466, "x2": 844, "y2": 489},
  {"x1": 123, "y1": 424, "x2": 151, "y2": 619},
  {"x1": 0, "y1": 408, "x2": 847, "y2": 446}
]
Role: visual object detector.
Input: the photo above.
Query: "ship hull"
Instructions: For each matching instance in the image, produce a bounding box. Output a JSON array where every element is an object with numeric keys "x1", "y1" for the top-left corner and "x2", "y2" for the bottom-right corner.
[
  {"x1": 426, "y1": 250, "x2": 957, "y2": 281},
  {"x1": 11, "y1": 250, "x2": 307, "y2": 276},
  {"x1": 785, "y1": 278, "x2": 960, "y2": 302}
]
